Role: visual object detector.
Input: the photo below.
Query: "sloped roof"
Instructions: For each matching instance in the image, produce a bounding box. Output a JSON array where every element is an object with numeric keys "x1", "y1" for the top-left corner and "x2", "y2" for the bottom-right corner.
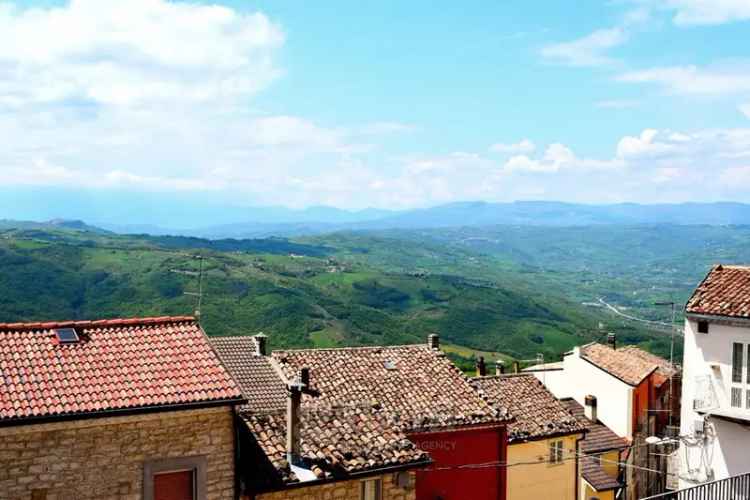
[
  {"x1": 580, "y1": 343, "x2": 658, "y2": 387},
  {"x1": 561, "y1": 399, "x2": 628, "y2": 454},
  {"x1": 210, "y1": 336, "x2": 286, "y2": 412},
  {"x1": 470, "y1": 374, "x2": 585, "y2": 443},
  {"x1": 581, "y1": 456, "x2": 622, "y2": 491},
  {"x1": 272, "y1": 344, "x2": 507, "y2": 432},
  {"x1": 242, "y1": 406, "x2": 430, "y2": 485},
  {"x1": 0, "y1": 317, "x2": 243, "y2": 424},
  {"x1": 618, "y1": 346, "x2": 678, "y2": 388},
  {"x1": 686, "y1": 265, "x2": 750, "y2": 319}
]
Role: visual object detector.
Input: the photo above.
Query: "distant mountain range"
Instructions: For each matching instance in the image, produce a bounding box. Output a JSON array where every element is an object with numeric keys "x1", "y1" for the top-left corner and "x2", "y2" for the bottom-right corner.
[{"x1": 2, "y1": 191, "x2": 750, "y2": 239}]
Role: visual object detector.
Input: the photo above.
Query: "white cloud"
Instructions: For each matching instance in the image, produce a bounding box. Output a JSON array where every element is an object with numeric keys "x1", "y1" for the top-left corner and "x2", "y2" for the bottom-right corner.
[
  {"x1": 616, "y1": 129, "x2": 676, "y2": 157},
  {"x1": 741, "y1": 103, "x2": 750, "y2": 118},
  {"x1": 540, "y1": 28, "x2": 628, "y2": 67},
  {"x1": 618, "y1": 63, "x2": 750, "y2": 95},
  {"x1": 489, "y1": 139, "x2": 536, "y2": 154},
  {"x1": 0, "y1": 0, "x2": 284, "y2": 107},
  {"x1": 503, "y1": 143, "x2": 622, "y2": 174},
  {"x1": 661, "y1": 0, "x2": 750, "y2": 26}
]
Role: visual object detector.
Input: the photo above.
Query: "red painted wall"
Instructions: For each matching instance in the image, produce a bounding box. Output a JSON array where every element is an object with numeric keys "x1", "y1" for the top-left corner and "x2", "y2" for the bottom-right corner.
[{"x1": 408, "y1": 425, "x2": 507, "y2": 500}]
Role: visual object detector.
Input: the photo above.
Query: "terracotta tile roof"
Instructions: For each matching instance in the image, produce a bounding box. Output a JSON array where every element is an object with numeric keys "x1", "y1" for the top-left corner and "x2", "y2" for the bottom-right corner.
[
  {"x1": 580, "y1": 343, "x2": 658, "y2": 387},
  {"x1": 241, "y1": 406, "x2": 430, "y2": 485},
  {"x1": 581, "y1": 456, "x2": 622, "y2": 491},
  {"x1": 469, "y1": 374, "x2": 585, "y2": 443},
  {"x1": 618, "y1": 346, "x2": 678, "y2": 388},
  {"x1": 0, "y1": 316, "x2": 243, "y2": 423},
  {"x1": 561, "y1": 399, "x2": 628, "y2": 454},
  {"x1": 686, "y1": 265, "x2": 750, "y2": 318},
  {"x1": 272, "y1": 344, "x2": 506, "y2": 432},
  {"x1": 210, "y1": 336, "x2": 287, "y2": 412}
]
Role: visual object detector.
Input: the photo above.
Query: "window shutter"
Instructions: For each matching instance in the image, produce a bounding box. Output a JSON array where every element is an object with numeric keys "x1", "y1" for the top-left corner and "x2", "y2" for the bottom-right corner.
[{"x1": 733, "y1": 343, "x2": 744, "y2": 383}]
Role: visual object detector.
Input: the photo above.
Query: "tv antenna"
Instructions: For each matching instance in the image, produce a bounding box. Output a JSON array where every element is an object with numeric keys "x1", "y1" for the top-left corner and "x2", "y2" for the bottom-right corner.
[{"x1": 172, "y1": 254, "x2": 206, "y2": 320}]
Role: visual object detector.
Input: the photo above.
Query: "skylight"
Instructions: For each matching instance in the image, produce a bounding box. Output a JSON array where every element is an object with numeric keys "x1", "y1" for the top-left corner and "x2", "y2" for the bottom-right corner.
[{"x1": 55, "y1": 328, "x2": 80, "y2": 344}]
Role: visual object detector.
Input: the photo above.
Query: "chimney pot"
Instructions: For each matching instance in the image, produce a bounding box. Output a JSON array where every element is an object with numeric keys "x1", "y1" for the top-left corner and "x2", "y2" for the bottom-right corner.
[
  {"x1": 299, "y1": 367, "x2": 310, "y2": 387},
  {"x1": 607, "y1": 333, "x2": 616, "y2": 350},
  {"x1": 254, "y1": 333, "x2": 268, "y2": 356},
  {"x1": 428, "y1": 333, "x2": 440, "y2": 350},
  {"x1": 512, "y1": 361, "x2": 520, "y2": 374},
  {"x1": 495, "y1": 360, "x2": 505, "y2": 376},
  {"x1": 476, "y1": 356, "x2": 487, "y2": 377},
  {"x1": 584, "y1": 394, "x2": 598, "y2": 423}
]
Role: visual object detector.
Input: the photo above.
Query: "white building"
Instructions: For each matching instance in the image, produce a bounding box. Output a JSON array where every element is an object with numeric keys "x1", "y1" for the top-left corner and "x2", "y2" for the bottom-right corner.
[{"x1": 680, "y1": 264, "x2": 750, "y2": 487}]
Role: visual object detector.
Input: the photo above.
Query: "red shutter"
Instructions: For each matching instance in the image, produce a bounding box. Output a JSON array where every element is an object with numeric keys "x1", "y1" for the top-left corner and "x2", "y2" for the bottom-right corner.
[{"x1": 153, "y1": 470, "x2": 194, "y2": 500}]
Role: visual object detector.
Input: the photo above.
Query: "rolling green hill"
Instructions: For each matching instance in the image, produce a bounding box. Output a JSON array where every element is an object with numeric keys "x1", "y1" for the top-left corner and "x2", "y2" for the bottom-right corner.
[{"x1": 0, "y1": 224, "x2": 648, "y2": 367}]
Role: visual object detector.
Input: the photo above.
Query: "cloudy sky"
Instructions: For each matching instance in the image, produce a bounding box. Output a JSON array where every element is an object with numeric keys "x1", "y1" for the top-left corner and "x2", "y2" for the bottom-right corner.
[{"x1": 2, "y1": 0, "x2": 750, "y2": 211}]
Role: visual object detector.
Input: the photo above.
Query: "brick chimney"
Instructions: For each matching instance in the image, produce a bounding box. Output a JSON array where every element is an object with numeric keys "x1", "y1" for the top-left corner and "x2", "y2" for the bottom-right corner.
[
  {"x1": 254, "y1": 333, "x2": 268, "y2": 356},
  {"x1": 286, "y1": 370, "x2": 308, "y2": 466},
  {"x1": 428, "y1": 333, "x2": 440, "y2": 350},
  {"x1": 476, "y1": 356, "x2": 487, "y2": 377},
  {"x1": 495, "y1": 360, "x2": 505, "y2": 376},
  {"x1": 584, "y1": 395, "x2": 598, "y2": 423},
  {"x1": 607, "y1": 333, "x2": 616, "y2": 350}
]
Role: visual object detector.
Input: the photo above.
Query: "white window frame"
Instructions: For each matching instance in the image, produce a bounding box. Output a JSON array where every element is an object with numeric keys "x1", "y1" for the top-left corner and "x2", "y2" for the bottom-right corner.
[
  {"x1": 548, "y1": 440, "x2": 564, "y2": 465},
  {"x1": 360, "y1": 477, "x2": 382, "y2": 500},
  {"x1": 730, "y1": 342, "x2": 750, "y2": 410}
]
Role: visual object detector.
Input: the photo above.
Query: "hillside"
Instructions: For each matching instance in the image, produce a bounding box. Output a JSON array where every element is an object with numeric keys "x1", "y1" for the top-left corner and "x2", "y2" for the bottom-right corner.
[{"x1": 0, "y1": 224, "x2": 654, "y2": 368}]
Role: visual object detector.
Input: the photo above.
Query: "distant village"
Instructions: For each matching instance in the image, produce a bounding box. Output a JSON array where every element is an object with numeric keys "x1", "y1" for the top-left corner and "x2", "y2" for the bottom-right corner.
[{"x1": 0, "y1": 264, "x2": 748, "y2": 500}]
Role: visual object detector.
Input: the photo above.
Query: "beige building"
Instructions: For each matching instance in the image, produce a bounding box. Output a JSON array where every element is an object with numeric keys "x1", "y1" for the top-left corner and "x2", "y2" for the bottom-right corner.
[
  {"x1": 0, "y1": 316, "x2": 245, "y2": 500},
  {"x1": 470, "y1": 373, "x2": 587, "y2": 500}
]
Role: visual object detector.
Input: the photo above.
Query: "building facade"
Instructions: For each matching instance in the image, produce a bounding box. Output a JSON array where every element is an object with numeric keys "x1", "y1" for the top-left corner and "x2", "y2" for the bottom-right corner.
[
  {"x1": 679, "y1": 265, "x2": 750, "y2": 487},
  {"x1": 0, "y1": 316, "x2": 245, "y2": 500}
]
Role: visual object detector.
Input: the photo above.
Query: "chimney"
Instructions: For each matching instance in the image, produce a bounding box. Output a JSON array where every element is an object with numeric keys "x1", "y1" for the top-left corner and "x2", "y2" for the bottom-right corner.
[
  {"x1": 512, "y1": 361, "x2": 520, "y2": 374},
  {"x1": 428, "y1": 333, "x2": 440, "y2": 350},
  {"x1": 286, "y1": 378, "x2": 305, "y2": 466},
  {"x1": 299, "y1": 367, "x2": 310, "y2": 387},
  {"x1": 476, "y1": 356, "x2": 487, "y2": 377},
  {"x1": 607, "y1": 333, "x2": 616, "y2": 350},
  {"x1": 495, "y1": 360, "x2": 505, "y2": 376},
  {"x1": 584, "y1": 395, "x2": 598, "y2": 423},
  {"x1": 254, "y1": 333, "x2": 268, "y2": 356}
]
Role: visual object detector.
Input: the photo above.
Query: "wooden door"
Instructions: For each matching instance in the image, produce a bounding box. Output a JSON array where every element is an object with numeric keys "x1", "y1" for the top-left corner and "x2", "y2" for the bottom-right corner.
[{"x1": 153, "y1": 470, "x2": 194, "y2": 500}]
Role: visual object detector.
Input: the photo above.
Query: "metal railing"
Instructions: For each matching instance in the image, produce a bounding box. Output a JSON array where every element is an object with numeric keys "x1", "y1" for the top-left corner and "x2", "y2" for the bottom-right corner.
[{"x1": 641, "y1": 472, "x2": 750, "y2": 499}]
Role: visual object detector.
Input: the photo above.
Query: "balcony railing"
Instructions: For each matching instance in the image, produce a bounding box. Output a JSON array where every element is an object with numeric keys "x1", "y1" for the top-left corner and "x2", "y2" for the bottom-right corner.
[{"x1": 640, "y1": 472, "x2": 750, "y2": 500}]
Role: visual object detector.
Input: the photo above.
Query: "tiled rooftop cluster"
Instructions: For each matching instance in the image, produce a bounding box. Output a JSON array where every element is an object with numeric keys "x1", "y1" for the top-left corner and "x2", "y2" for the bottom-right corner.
[
  {"x1": 469, "y1": 374, "x2": 586, "y2": 442},
  {"x1": 272, "y1": 344, "x2": 506, "y2": 431},
  {"x1": 242, "y1": 406, "x2": 429, "y2": 483},
  {"x1": 581, "y1": 343, "x2": 658, "y2": 386},
  {"x1": 0, "y1": 317, "x2": 243, "y2": 423},
  {"x1": 686, "y1": 264, "x2": 750, "y2": 318}
]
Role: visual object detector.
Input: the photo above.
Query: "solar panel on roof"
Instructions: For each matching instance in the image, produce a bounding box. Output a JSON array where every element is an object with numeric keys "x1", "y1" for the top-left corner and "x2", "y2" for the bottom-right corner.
[{"x1": 55, "y1": 328, "x2": 80, "y2": 344}]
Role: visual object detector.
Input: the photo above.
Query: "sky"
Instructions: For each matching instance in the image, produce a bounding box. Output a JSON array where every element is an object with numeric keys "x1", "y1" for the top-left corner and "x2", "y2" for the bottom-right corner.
[{"x1": 2, "y1": 0, "x2": 750, "y2": 212}]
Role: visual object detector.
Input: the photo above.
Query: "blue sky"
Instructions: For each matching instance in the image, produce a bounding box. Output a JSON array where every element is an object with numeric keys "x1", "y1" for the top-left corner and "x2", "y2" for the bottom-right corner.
[{"x1": 1, "y1": 0, "x2": 750, "y2": 215}]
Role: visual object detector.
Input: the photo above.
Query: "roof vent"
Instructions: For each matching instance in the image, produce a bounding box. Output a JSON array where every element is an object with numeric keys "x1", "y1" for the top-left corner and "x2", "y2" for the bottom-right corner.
[
  {"x1": 55, "y1": 328, "x2": 80, "y2": 344},
  {"x1": 384, "y1": 360, "x2": 397, "y2": 370}
]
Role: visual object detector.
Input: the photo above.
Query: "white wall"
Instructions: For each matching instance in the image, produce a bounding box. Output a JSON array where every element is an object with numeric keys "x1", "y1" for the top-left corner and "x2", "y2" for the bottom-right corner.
[
  {"x1": 530, "y1": 369, "x2": 570, "y2": 399},
  {"x1": 563, "y1": 348, "x2": 634, "y2": 439},
  {"x1": 680, "y1": 318, "x2": 750, "y2": 487}
]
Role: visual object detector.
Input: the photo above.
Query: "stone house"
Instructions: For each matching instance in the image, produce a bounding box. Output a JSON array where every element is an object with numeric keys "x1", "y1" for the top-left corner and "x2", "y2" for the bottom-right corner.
[
  {"x1": 211, "y1": 334, "x2": 510, "y2": 500},
  {"x1": 0, "y1": 316, "x2": 245, "y2": 500}
]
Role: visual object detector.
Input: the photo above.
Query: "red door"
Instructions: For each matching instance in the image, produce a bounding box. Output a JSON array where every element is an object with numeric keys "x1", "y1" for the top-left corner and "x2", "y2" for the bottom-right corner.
[{"x1": 153, "y1": 470, "x2": 194, "y2": 500}]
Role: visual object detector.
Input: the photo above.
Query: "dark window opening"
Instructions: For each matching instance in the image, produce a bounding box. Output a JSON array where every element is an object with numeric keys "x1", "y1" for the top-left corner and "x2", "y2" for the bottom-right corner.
[{"x1": 697, "y1": 321, "x2": 709, "y2": 334}]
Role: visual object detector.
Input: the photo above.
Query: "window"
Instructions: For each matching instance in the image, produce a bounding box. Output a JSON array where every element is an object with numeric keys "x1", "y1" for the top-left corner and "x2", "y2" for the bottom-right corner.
[
  {"x1": 732, "y1": 343, "x2": 744, "y2": 384},
  {"x1": 697, "y1": 321, "x2": 709, "y2": 334},
  {"x1": 549, "y1": 440, "x2": 564, "y2": 464},
  {"x1": 144, "y1": 456, "x2": 206, "y2": 500},
  {"x1": 361, "y1": 478, "x2": 382, "y2": 500}
]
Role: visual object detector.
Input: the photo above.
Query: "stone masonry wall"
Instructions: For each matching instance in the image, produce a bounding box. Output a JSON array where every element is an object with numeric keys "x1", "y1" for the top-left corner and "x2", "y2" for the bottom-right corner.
[
  {"x1": 254, "y1": 471, "x2": 416, "y2": 500},
  {"x1": 0, "y1": 406, "x2": 236, "y2": 500}
]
